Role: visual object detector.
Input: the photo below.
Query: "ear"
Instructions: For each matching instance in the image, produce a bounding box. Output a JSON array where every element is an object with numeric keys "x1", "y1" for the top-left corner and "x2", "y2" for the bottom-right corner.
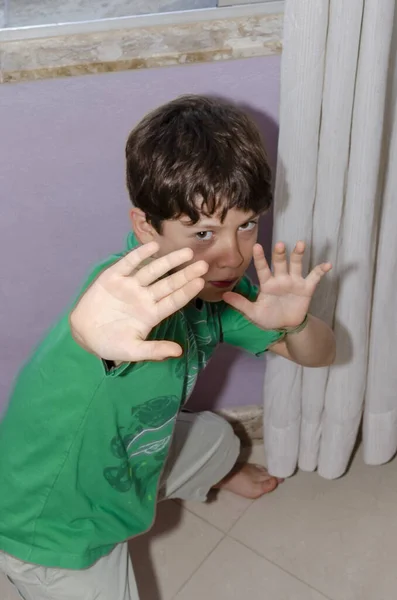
[{"x1": 130, "y1": 208, "x2": 157, "y2": 244}]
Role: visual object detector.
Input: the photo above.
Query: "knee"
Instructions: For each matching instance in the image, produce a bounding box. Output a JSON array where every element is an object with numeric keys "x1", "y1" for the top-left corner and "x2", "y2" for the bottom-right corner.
[{"x1": 201, "y1": 412, "x2": 240, "y2": 458}]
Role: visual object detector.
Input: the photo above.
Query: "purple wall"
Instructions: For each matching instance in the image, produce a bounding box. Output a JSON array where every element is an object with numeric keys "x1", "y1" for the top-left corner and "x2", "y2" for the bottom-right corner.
[{"x1": 0, "y1": 56, "x2": 280, "y2": 414}]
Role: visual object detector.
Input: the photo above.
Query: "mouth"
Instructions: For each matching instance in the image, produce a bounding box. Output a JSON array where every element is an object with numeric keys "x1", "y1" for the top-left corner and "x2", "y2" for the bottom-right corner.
[{"x1": 208, "y1": 279, "x2": 238, "y2": 289}]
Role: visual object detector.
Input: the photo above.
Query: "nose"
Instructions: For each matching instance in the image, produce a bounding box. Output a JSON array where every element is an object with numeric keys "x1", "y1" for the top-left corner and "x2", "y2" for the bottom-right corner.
[{"x1": 216, "y1": 239, "x2": 244, "y2": 270}]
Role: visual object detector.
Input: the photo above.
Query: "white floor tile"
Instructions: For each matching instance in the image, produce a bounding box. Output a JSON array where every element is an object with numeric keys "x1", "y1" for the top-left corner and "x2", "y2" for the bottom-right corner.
[
  {"x1": 174, "y1": 537, "x2": 329, "y2": 600},
  {"x1": 230, "y1": 452, "x2": 397, "y2": 600},
  {"x1": 184, "y1": 444, "x2": 276, "y2": 533},
  {"x1": 129, "y1": 500, "x2": 223, "y2": 600},
  {"x1": 182, "y1": 489, "x2": 253, "y2": 533},
  {"x1": 183, "y1": 443, "x2": 275, "y2": 533}
]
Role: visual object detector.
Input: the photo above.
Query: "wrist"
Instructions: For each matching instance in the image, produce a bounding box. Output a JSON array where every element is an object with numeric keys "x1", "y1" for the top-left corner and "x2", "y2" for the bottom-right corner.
[{"x1": 276, "y1": 314, "x2": 309, "y2": 336}]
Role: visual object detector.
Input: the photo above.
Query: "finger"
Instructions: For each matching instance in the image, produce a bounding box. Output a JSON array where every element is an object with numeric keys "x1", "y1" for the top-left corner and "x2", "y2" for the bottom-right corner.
[
  {"x1": 305, "y1": 262, "x2": 332, "y2": 290},
  {"x1": 111, "y1": 242, "x2": 160, "y2": 277},
  {"x1": 136, "y1": 247, "x2": 195, "y2": 286},
  {"x1": 157, "y1": 278, "x2": 206, "y2": 320},
  {"x1": 252, "y1": 244, "x2": 272, "y2": 286},
  {"x1": 126, "y1": 340, "x2": 183, "y2": 362},
  {"x1": 150, "y1": 260, "x2": 209, "y2": 302},
  {"x1": 222, "y1": 291, "x2": 254, "y2": 316},
  {"x1": 289, "y1": 241, "x2": 306, "y2": 277},
  {"x1": 272, "y1": 242, "x2": 288, "y2": 276}
]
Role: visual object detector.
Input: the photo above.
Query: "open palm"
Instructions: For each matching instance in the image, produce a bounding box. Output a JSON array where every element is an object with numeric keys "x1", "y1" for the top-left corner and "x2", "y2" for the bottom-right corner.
[
  {"x1": 223, "y1": 242, "x2": 332, "y2": 331},
  {"x1": 70, "y1": 242, "x2": 208, "y2": 363}
]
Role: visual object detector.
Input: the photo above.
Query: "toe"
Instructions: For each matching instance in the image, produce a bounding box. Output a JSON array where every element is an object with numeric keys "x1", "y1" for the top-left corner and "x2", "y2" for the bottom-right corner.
[
  {"x1": 261, "y1": 477, "x2": 278, "y2": 494},
  {"x1": 252, "y1": 464, "x2": 285, "y2": 484}
]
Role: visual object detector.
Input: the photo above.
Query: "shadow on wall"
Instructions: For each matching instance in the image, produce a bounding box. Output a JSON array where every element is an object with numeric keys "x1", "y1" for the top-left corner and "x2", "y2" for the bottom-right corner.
[{"x1": 187, "y1": 103, "x2": 279, "y2": 413}]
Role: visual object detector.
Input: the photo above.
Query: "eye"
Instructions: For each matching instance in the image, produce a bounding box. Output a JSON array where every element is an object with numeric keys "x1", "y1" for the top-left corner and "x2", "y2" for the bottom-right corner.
[
  {"x1": 195, "y1": 231, "x2": 214, "y2": 241},
  {"x1": 239, "y1": 220, "x2": 258, "y2": 232}
]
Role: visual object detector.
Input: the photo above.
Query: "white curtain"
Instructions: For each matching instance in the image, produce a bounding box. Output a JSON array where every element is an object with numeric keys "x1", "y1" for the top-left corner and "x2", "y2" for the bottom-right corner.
[{"x1": 263, "y1": 0, "x2": 397, "y2": 479}]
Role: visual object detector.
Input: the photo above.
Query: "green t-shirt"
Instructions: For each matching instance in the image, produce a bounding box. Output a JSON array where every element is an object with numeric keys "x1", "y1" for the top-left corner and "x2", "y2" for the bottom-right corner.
[{"x1": 0, "y1": 233, "x2": 282, "y2": 569}]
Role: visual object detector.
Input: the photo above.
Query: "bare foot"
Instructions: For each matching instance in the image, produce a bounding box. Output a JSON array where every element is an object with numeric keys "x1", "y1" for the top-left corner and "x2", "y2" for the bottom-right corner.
[{"x1": 215, "y1": 463, "x2": 284, "y2": 499}]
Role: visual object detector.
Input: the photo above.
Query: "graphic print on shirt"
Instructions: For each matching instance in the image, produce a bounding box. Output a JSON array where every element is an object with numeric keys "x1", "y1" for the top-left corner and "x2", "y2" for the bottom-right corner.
[
  {"x1": 175, "y1": 314, "x2": 214, "y2": 399},
  {"x1": 104, "y1": 395, "x2": 179, "y2": 493}
]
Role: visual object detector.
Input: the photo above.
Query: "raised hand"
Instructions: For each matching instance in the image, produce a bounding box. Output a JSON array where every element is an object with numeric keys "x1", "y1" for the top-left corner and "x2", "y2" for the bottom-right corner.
[
  {"x1": 70, "y1": 242, "x2": 208, "y2": 363},
  {"x1": 223, "y1": 241, "x2": 331, "y2": 331}
]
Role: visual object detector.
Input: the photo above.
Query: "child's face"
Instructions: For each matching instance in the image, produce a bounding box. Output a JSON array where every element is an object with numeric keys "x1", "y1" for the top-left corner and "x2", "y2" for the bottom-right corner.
[{"x1": 138, "y1": 207, "x2": 260, "y2": 303}]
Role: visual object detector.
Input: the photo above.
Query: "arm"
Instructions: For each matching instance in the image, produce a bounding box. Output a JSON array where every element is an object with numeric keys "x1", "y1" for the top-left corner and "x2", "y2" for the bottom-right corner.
[
  {"x1": 269, "y1": 314, "x2": 336, "y2": 367},
  {"x1": 223, "y1": 241, "x2": 336, "y2": 368}
]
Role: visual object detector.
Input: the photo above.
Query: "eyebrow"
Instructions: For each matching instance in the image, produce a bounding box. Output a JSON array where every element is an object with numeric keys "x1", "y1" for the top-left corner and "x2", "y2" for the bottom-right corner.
[{"x1": 181, "y1": 214, "x2": 260, "y2": 229}]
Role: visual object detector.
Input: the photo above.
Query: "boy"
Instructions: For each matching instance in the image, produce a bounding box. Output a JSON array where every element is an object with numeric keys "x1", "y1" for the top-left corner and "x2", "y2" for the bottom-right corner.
[{"x1": 0, "y1": 95, "x2": 335, "y2": 599}]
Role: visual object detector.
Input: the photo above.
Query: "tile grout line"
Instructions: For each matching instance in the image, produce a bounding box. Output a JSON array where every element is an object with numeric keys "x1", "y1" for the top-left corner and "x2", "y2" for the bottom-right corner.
[
  {"x1": 169, "y1": 499, "x2": 233, "y2": 598},
  {"x1": 172, "y1": 495, "x2": 332, "y2": 598},
  {"x1": 171, "y1": 532, "x2": 227, "y2": 600},
  {"x1": 225, "y1": 532, "x2": 335, "y2": 600},
  {"x1": 171, "y1": 532, "x2": 228, "y2": 600},
  {"x1": 179, "y1": 495, "x2": 256, "y2": 535},
  {"x1": 173, "y1": 485, "x2": 335, "y2": 598}
]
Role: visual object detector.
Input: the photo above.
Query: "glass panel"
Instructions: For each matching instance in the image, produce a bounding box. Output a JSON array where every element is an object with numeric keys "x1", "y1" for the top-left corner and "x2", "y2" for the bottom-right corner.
[
  {"x1": 218, "y1": 0, "x2": 271, "y2": 5},
  {"x1": 6, "y1": 0, "x2": 217, "y2": 28},
  {"x1": 0, "y1": 0, "x2": 6, "y2": 27}
]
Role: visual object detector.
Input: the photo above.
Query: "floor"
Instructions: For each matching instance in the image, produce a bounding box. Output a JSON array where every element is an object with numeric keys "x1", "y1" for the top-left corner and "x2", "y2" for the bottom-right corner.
[
  {"x1": 2, "y1": 443, "x2": 397, "y2": 600},
  {"x1": 2, "y1": 0, "x2": 216, "y2": 28}
]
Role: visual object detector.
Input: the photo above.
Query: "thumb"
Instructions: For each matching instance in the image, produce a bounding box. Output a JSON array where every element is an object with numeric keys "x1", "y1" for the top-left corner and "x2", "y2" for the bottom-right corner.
[
  {"x1": 130, "y1": 340, "x2": 183, "y2": 363},
  {"x1": 222, "y1": 291, "x2": 253, "y2": 316}
]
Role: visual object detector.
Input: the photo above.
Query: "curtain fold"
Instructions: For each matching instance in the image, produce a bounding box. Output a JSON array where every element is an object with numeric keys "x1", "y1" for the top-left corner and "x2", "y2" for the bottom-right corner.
[{"x1": 264, "y1": 0, "x2": 397, "y2": 479}]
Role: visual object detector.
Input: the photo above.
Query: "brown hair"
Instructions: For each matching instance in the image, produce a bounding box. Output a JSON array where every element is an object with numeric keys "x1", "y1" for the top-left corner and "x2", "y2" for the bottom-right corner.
[{"x1": 125, "y1": 95, "x2": 273, "y2": 231}]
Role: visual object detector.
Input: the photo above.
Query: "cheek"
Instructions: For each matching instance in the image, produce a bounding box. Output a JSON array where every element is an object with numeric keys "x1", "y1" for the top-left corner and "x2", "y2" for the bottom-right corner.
[
  {"x1": 186, "y1": 240, "x2": 213, "y2": 261},
  {"x1": 192, "y1": 237, "x2": 255, "y2": 271},
  {"x1": 241, "y1": 236, "x2": 257, "y2": 263},
  {"x1": 190, "y1": 245, "x2": 220, "y2": 274},
  {"x1": 155, "y1": 237, "x2": 213, "y2": 274}
]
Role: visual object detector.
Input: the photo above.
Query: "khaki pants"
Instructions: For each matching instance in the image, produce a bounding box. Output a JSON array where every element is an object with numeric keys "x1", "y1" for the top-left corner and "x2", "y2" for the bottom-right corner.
[{"x1": 0, "y1": 411, "x2": 240, "y2": 600}]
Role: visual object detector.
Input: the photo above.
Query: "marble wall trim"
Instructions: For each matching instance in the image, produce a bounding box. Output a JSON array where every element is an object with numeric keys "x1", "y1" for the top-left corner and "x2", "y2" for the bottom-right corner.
[{"x1": 0, "y1": 13, "x2": 283, "y2": 83}]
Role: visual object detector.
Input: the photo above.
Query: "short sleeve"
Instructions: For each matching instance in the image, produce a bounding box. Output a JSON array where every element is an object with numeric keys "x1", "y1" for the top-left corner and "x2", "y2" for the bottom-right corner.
[{"x1": 219, "y1": 276, "x2": 284, "y2": 356}]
